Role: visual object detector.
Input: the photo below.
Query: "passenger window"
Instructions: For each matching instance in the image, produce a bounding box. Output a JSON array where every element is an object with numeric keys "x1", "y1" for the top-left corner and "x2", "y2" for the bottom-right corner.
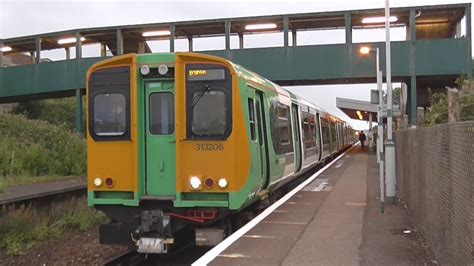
[
  {"x1": 93, "y1": 93, "x2": 126, "y2": 136},
  {"x1": 248, "y1": 98, "x2": 256, "y2": 141},
  {"x1": 309, "y1": 115, "x2": 316, "y2": 143},
  {"x1": 321, "y1": 118, "x2": 329, "y2": 144},
  {"x1": 277, "y1": 104, "x2": 291, "y2": 145},
  {"x1": 302, "y1": 112, "x2": 310, "y2": 142},
  {"x1": 255, "y1": 101, "x2": 263, "y2": 144},
  {"x1": 149, "y1": 92, "x2": 174, "y2": 135}
]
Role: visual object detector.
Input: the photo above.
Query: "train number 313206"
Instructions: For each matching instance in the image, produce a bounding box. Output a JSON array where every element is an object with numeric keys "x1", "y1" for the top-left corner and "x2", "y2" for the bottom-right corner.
[{"x1": 195, "y1": 143, "x2": 224, "y2": 151}]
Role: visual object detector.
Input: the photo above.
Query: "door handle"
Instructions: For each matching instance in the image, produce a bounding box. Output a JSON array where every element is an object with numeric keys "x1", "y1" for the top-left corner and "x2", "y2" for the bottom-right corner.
[{"x1": 160, "y1": 160, "x2": 164, "y2": 172}]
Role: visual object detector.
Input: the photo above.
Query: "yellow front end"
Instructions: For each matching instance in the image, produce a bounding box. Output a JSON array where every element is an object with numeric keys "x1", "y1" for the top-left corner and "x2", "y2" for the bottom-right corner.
[
  {"x1": 174, "y1": 53, "x2": 251, "y2": 209},
  {"x1": 87, "y1": 54, "x2": 140, "y2": 205}
]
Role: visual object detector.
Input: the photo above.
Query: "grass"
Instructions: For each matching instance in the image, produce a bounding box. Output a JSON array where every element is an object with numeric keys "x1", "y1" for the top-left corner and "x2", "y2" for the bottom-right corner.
[
  {"x1": 0, "y1": 113, "x2": 86, "y2": 180},
  {"x1": 0, "y1": 197, "x2": 108, "y2": 255}
]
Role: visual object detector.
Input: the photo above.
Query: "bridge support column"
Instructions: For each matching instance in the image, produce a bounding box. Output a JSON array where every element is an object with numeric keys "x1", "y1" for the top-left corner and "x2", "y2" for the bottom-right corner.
[
  {"x1": 188, "y1": 37, "x2": 193, "y2": 52},
  {"x1": 408, "y1": 10, "x2": 417, "y2": 126},
  {"x1": 100, "y1": 44, "x2": 107, "y2": 57},
  {"x1": 169, "y1": 25, "x2": 175, "y2": 52},
  {"x1": 65, "y1": 47, "x2": 70, "y2": 60},
  {"x1": 138, "y1": 41, "x2": 145, "y2": 54},
  {"x1": 75, "y1": 88, "x2": 83, "y2": 134},
  {"x1": 225, "y1": 20, "x2": 231, "y2": 51},
  {"x1": 116, "y1": 29, "x2": 123, "y2": 55},
  {"x1": 0, "y1": 41, "x2": 3, "y2": 68},
  {"x1": 283, "y1": 16, "x2": 289, "y2": 47},
  {"x1": 75, "y1": 32, "x2": 82, "y2": 59},
  {"x1": 292, "y1": 29, "x2": 297, "y2": 47},
  {"x1": 409, "y1": 75, "x2": 417, "y2": 125},
  {"x1": 344, "y1": 12, "x2": 352, "y2": 43},
  {"x1": 238, "y1": 33, "x2": 244, "y2": 49},
  {"x1": 35, "y1": 37, "x2": 42, "y2": 64},
  {"x1": 466, "y1": 5, "x2": 472, "y2": 79}
]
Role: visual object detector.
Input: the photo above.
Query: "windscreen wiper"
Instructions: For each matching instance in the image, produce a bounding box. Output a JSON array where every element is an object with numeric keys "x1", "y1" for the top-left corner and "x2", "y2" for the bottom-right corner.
[{"x1": 191, "y1": 84, "x2": 210, "y2": 108}]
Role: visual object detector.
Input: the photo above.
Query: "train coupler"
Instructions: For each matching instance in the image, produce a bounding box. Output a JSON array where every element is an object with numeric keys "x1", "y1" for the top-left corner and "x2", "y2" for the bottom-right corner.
[
  {"x1": 132, "y1": 210, "x2": 174, "y2": 253},
  {"x1": 136, "y1": 237, "x2": 174, "y2": 254}
]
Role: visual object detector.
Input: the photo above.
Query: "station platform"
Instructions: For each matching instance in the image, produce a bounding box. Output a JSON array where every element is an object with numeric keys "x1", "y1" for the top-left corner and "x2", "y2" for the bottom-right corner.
[
  {"x1": 0, "y1": 178, "x2": 86, "y2": 205},
  {"x1": 205, "y1": 146, "x2": 433, "y2": 265}
]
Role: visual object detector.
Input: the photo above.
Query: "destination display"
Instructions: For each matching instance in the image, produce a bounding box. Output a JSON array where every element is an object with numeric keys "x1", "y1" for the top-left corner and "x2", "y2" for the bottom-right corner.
[{"x1": 187, "y1": 69, "x2": 225, "y2": 81}]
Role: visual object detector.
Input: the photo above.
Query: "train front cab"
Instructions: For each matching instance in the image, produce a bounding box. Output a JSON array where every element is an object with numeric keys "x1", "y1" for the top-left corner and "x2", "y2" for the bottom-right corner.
[{"x1": 86, "y1": 53, "x2": 256, "y2": 252}]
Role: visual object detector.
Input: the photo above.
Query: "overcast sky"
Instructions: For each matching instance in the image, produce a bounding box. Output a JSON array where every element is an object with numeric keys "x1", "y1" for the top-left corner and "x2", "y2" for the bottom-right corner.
[{"x1": 0, "y1": 0, "x2": 472, "y2": 129}]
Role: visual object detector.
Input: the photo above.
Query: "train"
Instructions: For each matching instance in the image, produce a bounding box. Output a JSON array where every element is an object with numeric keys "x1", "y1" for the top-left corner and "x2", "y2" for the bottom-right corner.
[{"x1": 86, "y1": 52, "x2": 357, "y2": 253}]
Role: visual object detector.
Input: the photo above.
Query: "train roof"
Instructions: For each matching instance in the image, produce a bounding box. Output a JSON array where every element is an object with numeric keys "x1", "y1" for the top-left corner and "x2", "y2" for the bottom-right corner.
[{"x1": 228, "y1": 60, "x2": 351, "y2": 126}]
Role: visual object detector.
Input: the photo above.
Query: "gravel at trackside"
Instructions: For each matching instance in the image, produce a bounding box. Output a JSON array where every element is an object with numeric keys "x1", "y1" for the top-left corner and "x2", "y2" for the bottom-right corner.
[{"x1": 0, "y1": 226, "x2": 129, "y2": 265}]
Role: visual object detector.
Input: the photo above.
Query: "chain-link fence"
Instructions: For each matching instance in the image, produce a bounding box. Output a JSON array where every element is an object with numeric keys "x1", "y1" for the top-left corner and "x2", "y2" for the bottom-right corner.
[{"x1": 395, "y1": 121, "x2": 473, "y2": 265}]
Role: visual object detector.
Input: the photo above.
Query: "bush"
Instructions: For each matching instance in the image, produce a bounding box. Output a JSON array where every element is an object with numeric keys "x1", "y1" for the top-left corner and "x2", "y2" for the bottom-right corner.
[
  {"x1": 425, "y1": 88, "x2": 449, "y2": 126},
  {"x1": 0, "y1": 113, "x2": 86, "y2": 177},
  {"x1": 425, "y1": 78, "x2": 474, "y2": 126},
  {"x1": 11, "y1": 97, "x2": 83, "y2": 132}
]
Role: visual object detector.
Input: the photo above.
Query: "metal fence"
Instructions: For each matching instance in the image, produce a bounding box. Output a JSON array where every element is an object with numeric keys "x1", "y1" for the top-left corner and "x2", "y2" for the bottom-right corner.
[{"x1": 395, "y1": 121, "x2": 473, "y2": 266}]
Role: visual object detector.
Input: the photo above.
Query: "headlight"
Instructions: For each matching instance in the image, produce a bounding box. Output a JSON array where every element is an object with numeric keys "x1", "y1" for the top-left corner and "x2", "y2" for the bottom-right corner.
[
  {"x1": 190, "y1": 176, "x2": 202, "y2": 190},
  {"x1": 93, "y1": 177, "x2": 102, "y2": 187},
  {"x1": 158, "y1": 64, "x2": 169, "y2": 75},
  {"x1": 140, "y1": 65, "x2": 150, "y2": 75},
  {"x1": 218, "y1": 178, "x2": 228, "y2": 189}
]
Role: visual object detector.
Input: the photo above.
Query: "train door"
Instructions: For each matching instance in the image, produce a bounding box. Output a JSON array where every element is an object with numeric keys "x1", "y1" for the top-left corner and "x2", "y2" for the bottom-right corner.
[
  {"x1": 144, "y1": 81, "x2": 176, "y2": 197},
  {"x1": 252, "y1": 91, "x2": 270, "y2": 188},
  {"x1": 291, "y1": 104, "x2": 302, "y2": 173}
]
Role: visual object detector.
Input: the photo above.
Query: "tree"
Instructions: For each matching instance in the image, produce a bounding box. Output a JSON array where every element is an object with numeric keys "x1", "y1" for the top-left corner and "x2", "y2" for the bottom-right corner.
[{"x1": 424, "y1": 77, "x2": 474, "y2": 126}]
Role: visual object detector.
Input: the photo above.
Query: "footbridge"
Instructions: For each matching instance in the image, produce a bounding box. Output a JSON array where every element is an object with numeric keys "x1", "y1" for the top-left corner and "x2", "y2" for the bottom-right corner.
[{"x1": 0, "y1": 3, "x2": 471, "y2": 132}]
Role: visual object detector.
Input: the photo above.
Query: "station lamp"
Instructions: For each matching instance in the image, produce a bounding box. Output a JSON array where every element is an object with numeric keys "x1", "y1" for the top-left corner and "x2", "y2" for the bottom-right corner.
[
  {"x1": 244, "y1": 23, "x2": 277, "y2": 30},
  {"x1": 57, "y1": 37, "x2": 85, "y2": 45},
  {"x1": 142, "y1": 30, "x2": 171, "y2": 37},
  {"x1": 359, "y1": 46, "x2": 371, "y2": 54},
  {"x1": 0, "y1": 46, "x2": 12, "y2": 52},
  {"x1": 356, "y1": 110, "x2": 364, "y2": 120},
  {"x1": 362, "y1": 16, "x2": 397, "y2": 24}
]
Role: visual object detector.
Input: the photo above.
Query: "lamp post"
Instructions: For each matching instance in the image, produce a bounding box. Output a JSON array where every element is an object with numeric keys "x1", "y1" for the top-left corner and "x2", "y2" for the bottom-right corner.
[
  {"x1": 360, "y1": 46, "x2": 385, "y2": 213},
  {"x1": 384, "y1": 0, "x2": 396, "y2": 204}
]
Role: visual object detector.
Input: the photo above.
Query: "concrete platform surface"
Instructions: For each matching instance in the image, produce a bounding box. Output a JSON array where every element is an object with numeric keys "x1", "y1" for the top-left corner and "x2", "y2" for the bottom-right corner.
[
  {"x1": 209, "y1": 147, "x2": 435, "y2": 265},
  {"x1": 0, "y1": 178, "x2": 86, "y2": 205}
]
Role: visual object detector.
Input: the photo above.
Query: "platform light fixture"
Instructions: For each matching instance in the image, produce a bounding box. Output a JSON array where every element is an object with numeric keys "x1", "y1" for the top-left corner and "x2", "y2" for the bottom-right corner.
[
  {"x1": 245, "y1": 23, "x2": 277, "y2": 30},
  {"x1": 356, "y1": 110, "x2": 363, "y2": 120},
  {"x1": 1, "y1": 46, "x2": 12, "y2": 52},
  {"x1": 58, "y1": 37, "x2": 85, "y2": 45},
  {"x1": 359, "y1": 46, "x2": 371, "y2": 54},
  {"x1": 142, "y1": 30, "x2": 171, "y2": 37},
  {"x1": 362, "y1": 16, "x2": 398, "y2": 24}
]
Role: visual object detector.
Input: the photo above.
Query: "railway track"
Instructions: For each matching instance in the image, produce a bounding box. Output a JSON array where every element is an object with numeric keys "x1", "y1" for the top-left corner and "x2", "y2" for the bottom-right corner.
[
  {"x1": 104, "y1": 246, "x2": 211, "y2": 265},
  {"x1": 104, "y1": 250, "x2": 145, "y2": 266}
]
